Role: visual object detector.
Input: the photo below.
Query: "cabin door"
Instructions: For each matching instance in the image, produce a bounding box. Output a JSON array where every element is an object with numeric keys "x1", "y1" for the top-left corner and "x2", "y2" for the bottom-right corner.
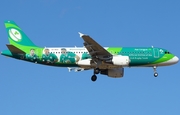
[{"x1": 153, "y1": 48, "x2": 159, "y2": 58}]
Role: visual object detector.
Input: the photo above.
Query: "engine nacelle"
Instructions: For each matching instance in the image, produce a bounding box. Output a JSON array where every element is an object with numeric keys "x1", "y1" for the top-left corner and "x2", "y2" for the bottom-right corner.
[
  {"x1": 77, "y1": 59, "x2": 91, "y2": 66},
  {"x1": 112, "y1": 55, "x2": 130, "y2": 66},
  {"x1": 100, "y1": 68, "x2": 124, "y2": 78}
]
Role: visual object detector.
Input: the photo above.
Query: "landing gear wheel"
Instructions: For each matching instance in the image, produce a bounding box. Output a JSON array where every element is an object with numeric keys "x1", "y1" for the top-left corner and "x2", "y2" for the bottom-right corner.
[
  {"x1": 94, "y1": 68, "x2": 100, "y2": 74},
  {"x1": 91, "y1": 75, "x2": 97, "y2": 82},
  {"x1": 153, "y1": 66, "x2": 158, "y2": 77},
  {"x1": 154, "y1": 72, "x2": 158, "y2": 77}
]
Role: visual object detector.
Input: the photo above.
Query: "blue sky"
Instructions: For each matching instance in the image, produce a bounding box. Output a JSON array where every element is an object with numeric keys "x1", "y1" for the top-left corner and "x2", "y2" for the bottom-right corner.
[{"x1": 0, "y1": 0, "x2": 180, "y2": 115}]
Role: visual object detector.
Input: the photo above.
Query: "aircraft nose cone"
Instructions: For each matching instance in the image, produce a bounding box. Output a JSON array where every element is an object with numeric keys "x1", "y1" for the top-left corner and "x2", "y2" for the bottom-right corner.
[{"x1": 174, "y1": 56, "x2": 179, "y2": 64}]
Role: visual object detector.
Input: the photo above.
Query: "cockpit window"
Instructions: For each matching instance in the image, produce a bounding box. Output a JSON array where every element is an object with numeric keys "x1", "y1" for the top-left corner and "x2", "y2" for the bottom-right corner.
[{"x1": 165, "y1": 51, "x2": 171, "y2": 54}]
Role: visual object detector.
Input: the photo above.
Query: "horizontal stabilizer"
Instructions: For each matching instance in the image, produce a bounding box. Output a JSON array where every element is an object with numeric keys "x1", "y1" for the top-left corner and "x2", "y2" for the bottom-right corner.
[
  {"x1": 6, "y1": 44, "x2": 25, "y2": 54},
  {"x1": 67, "y1": 67, "x2": 90, "y2": 72}
]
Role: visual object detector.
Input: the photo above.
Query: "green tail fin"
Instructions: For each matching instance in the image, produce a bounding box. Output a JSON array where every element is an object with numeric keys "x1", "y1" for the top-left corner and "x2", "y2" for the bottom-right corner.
[{"x1": 4, "y1": 21, "x2": 37, "y2": 47}]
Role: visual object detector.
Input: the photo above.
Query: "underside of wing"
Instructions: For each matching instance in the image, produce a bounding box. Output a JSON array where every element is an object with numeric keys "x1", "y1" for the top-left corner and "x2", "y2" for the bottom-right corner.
[
  {"x1": 79, "y1": 32, "x2": 112, "y2": 62},
  {"x1": 78, "y1": 32, "x2": 130, "y2": 70}
]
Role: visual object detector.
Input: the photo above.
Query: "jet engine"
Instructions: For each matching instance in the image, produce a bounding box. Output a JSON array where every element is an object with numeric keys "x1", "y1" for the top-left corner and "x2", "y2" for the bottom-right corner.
[
  {"x1": 100, "y1": 68, "x2": 124, "y2": 78},
  {"x1": 77, "y1": 59, "x2": 91, "y2": 66},
  {"x1": 112, "y1": 55, "x2": 130, "y2": 66}
]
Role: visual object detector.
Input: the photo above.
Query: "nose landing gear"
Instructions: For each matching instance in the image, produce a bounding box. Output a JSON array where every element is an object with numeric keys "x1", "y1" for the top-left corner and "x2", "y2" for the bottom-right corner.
[{"x1": 153, "y1": 66, "x2": 158, "y2": 77}]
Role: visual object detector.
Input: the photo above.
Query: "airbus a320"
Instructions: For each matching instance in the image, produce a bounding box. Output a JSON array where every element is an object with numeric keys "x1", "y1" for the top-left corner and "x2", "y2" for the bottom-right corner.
[{"x1": 1, "y1": 21, "x2": 179, "y2": 81}]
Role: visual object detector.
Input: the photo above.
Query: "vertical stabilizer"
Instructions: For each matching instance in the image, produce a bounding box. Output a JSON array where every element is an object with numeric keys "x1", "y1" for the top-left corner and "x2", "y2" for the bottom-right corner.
[{"x1": 4, "y1": 21, "x2": 37, "y2": 48}]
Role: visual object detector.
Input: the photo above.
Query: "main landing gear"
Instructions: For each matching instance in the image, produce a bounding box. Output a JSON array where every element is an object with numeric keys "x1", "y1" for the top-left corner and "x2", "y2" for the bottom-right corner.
[
  {"x1": 153, "y1": 66, "x2": 158, "y2": 77},
  {"x1": 91, "y1": 68, "x2": 100, "y2": 82},
  {"x1": 91, "y1": 75, "x2": 97, "y2": 82}
]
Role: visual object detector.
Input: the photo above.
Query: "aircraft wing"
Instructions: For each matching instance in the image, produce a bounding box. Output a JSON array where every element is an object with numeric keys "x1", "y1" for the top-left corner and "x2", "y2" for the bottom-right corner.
[{"x1": 79, "y1": 32, "x2": 112, "y2": 62}]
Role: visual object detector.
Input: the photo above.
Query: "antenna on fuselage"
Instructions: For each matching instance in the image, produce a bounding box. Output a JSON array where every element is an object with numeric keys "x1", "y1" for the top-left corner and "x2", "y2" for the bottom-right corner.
[{"x1": 151, "y1": 46, "x2": 154, "y2": 48}]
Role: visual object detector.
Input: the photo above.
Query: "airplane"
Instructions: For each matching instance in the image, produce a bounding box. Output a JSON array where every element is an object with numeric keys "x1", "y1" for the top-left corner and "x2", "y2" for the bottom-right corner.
[{"x1": 1, "y1": 21, "x2": 179, "y2": 82}]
